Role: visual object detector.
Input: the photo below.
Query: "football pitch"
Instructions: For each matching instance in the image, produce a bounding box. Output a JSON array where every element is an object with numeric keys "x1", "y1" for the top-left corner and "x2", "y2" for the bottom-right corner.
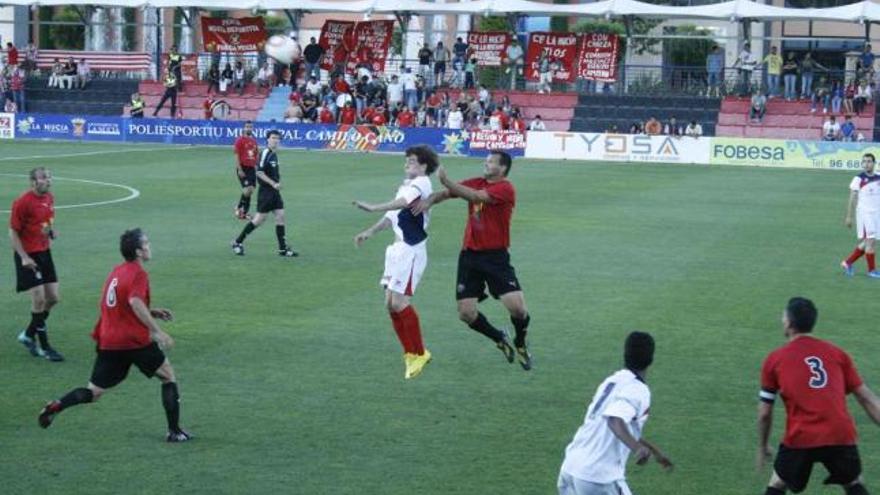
[{"x1": 1, "y1": 139, "x2": 878, "y2": 494}]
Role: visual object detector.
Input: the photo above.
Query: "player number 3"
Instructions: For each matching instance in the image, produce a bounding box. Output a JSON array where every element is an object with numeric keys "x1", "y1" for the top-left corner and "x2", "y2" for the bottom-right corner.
[
  {"x1": 804, "y1": 356, "x2": 828, "y2": 389},
  {"x1": 106, "y1": 278, "x2": 119, "y2": 308}
]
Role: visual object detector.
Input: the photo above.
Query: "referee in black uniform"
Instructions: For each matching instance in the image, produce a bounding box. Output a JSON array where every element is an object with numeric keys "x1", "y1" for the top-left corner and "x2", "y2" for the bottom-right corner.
[{"x1": 231, "y1": 130, "x2": 298, "y2": 257}]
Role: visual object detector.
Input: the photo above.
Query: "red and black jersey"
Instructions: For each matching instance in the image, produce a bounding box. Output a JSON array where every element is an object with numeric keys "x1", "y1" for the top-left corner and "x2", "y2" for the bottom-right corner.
[
  {"x1": 91, "y1": 261, "x2": 152, "y2": 351},
  {"x1": 9, "y1": 190, "x2": 54, "y2": 253},
  {"x1": 760, "y1": 335, "x2": 863, "y2": 448},
  {"x1": 234, "y1": 135, "x2": 259, "y2": 168},
  {"x1": 458, "y1": 178, "x2": 516, "y2": 251}
]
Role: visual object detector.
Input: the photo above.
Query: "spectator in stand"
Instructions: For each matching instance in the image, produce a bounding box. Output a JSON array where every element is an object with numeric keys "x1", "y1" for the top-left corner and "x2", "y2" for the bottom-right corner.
[
  {"x1": 762, "y1": 46, "x2": 782, "y2": 97},
  {"x1": 397, "y1": 105, "x2": 415, "y2": 127},
  {"x1": 822, "y1": 115, "x2": 841, "y2": 140},
  {"x1": 434, "y1": 41, "x2": 450, "y2": 87},
  {"x1": 371, "y1": 102, "x2": 388, "y2": 126},
  {"x1": 488, "y1": 107, "x2": 503, "y2": 131},
  {"x1": 76, "y1": 58, "x2": 90, "y2": 89},
  {"x1": 6, "y1": 42, "x2": 18, "y2": 67},
  {"x1": 749, "y1": 91, "x2": 767, "y2": 123},
  {"x1": 321, "y1": 86, "x2": 337, "y2": 117},
  {"x1": 685, "y1": 120, "x2": 703, "y2": 138},
  {"x1": 354, "y1": 75, "x2": 369, "y2": 117},
  {"x1": 338, "y1": 101, "x2": 357, "y2": 125},
  {"x1": 203, "y1": 94, "x2": 215, "y2": 120},
  {"x1": 62, "y1": 57, "x2": 77, "y2": 90},
  {"x1": 799, "y1": 52, "x2": 827, "y2": 100},
  {"x1": 467, "y1": 95, "x2": 482, "y2": 122},
  {"x1": 301, "y1": 92, "x2": 318, "y2": 122},
  {"x1": 318, "y1": 103, "x2": 335, "y2": 124},
  {"x1": 854, "y1": 80, "x2": 872, "y2": 115},
  {"x1": 528, "y1": 114, "x2": 547, "y2": 131},
  {"x1": 129, "y1": 92, "x2": 145, "y2": 118},
  {"x1": 167, "y1": 45, "x2": 183, "y2": 91},
  {"x1": 220, "y1": 63, "x2": 234, "y2": 94},
  {"x1": 464, "y1": 57, "x2": 477, "y2": 90},
  {"x1": 401, "y1": 67, "x2": 418, "y2": 111},
  {"x1": 840, "y1": 115, "x2": 857, "y2": 141},
  {"x1": 335, "y1": 89, "x2": 353, "y2": 112},
  {"x1": 332, "y1": 74, "x2": 350, "y2": 95},
  {"x1": 538, "y1": 50, "x2": 553, "y2": 94},
  {"x1": 453, "y1": 37, "x2": 469, "y2": 67},
  {"x1": 733, "y1": 42, "x2": 756, "y2": 95},
  {"x1": 305, "y1": 75, "x2": 322, "y2": 97},
  {"x1": 425, "y1": 90, "x2": 442, "y2": 127},
  {"x1": 505, "y1": 38, "x2": 524, "y2": 90},
  {"x1": 831, "y1": 79, "x2": 844, "y2": 114},
  {"x1": 478, "y1": 84, "x2": 491, "y2": 109},
  {"x1": 844, "y1": 79, "x2": 856, "y2": 114},
  {"x1": 663, "y1": 116, "x2": 682, "y2": 137},
  {"x1": 629, "y1": 122, "x2": 642, "y2": 134},
  {"x1": 22, "y1": 42, "x2": 37, "y2": 75},
  {"x1": 417, "y1": 43, "x2": 433, "y2": 82},
  {"x1": 206, "y1": 64, "x2": 220, "y2": 94},
  {"x1": 438, "y1": 91, "x2": 451, "y2": 127},
  {"x1": 232, "y1": 61, "x2": 247, "y2": 95},
  {"x1": 10, "y1": 65, "x2": 25, "y2": 112},
  {"x1": 857, "y1": 44, "x2": 875, "y2": 80},
  {"x1": 451, "y1": 54, "x2": 465, "y2": 88},
  {"x1": 257, "y1": 62, "x2": 272, "y2": 94},
  {"x1": 811, "y1": 76, "x2": 831, "y2": 113},
  {"x1": 644, "y1": 116, "x2": 662, "y2": 135},
  {"x1": 303, "y1": 37, "x2": 324, "y2": 81},
  {"x1": 152, "y1": 71, "x2": 178, "y2": 118},
  {"x1": 48, "y1": 58, "x2": 63, "y2": 88},
  {"x1": 386, "y1": 74, "x2": 403, "y2": 109},
  {"x1": 706, "y1": 45, "x2": 724, "y2": 98},
  {"x1": 510, "y1": 110, "x2": 526, "y2": 132},
  {"x1": 782, "y1": 52, "x2": 798, "y2": 101},
  {"x1": 283, "y1": 99, "x2": 303, "y2": 123},
  {"x1": 447, "y1": 105, "x2": 464, "y2": 129},
  {"x1": 416, "y1": 103, "x2": 428, "y2": 127}
]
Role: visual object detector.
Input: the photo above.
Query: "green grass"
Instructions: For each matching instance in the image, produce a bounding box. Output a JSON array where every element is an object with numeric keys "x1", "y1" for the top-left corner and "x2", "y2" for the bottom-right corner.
[{"x1": 1, "y1": 140, "x2": 878, "y2": 494}]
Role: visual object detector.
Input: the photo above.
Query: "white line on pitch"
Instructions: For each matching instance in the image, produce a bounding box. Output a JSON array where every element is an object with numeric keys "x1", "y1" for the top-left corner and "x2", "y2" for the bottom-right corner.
[
  {"x1": 0, "y1": 145, "x2": 203, "y2": 162},
  {"x1": 0, "y1": 174, "x2": 140, "y2": 212}
]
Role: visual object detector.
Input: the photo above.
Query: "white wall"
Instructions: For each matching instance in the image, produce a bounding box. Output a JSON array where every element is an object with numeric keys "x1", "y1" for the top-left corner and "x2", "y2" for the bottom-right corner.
[{"x1": 0, "y1": 7, "x2": 14, "y2": 48}]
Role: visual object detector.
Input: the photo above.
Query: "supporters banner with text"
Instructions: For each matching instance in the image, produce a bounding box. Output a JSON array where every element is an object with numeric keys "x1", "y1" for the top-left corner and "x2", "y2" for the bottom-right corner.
[
  {"x1": 0, "y1": 112, "x2": 14, "y2": 139},
  {"x1": 466, "y1": 32, "x2": 511, "y2": 66},
  {"x1": 525, "y1": 32, "x2": 579, "y2": 83},
  {"x1": 319, "y1": 20, "x2": 356, "y2": 71},
  {"x1": 469, "y1": 130, "x2": 526, "y2": 155},
  {"x1": 200, "y1": 17, "x2": 267, "y2": 53},
  {"x1": 577, "y1": 33, "x2": 620, "y2": 82},
  {"x1": 346, "y1": 20, "x2": 395, "y2": 75}
]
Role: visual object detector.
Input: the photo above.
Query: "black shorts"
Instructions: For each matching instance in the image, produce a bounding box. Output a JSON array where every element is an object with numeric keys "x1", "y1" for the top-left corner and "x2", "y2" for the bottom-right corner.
[
  {"x1": 434, "y1": 61, "x2": 447, "y2": 74},
  {"x1": 257, "y1": 188, "x2": 284, "y2": 213},
  {"x1": 90, "y1": 342, "x2": 167, "y2": 389},
  {"x1": 456, "y1": 249, "x2": 522, "y2": 301},
  {"x1": 15, "y1": 250, "x2": 58, "y2": 293},
  {"x1": 238, "y1": 167, "x2": 256, "y2": 188},
  {"x1": 774, "y1": 444, "x2": 862, "y2": 493}
]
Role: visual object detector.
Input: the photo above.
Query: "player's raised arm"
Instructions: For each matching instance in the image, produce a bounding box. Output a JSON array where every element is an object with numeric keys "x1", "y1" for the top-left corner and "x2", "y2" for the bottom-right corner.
[
  {"x1": 412, "y1": 190, "x2": 452, "y2": 215},
  {"x1": 437, "y1": 165, "x2": 493, "y2": 204},
  {"x1": 352, "y1": 197, "x2": 410, "y2": 213}
]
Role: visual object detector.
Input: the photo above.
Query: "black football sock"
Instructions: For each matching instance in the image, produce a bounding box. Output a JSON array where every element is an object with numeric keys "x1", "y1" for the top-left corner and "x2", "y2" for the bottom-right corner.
[
  {"x1": 275, "y1": 225, "x2": 287, "y2": 250},
  {"x1": 846, "y1": 484, "x2": 870, "y2": 495},
  {"x1": 35, "y1": 310, "x2": 50, "y2": 348},
  {"x1": 242, "y1": 195, "x2": 251, "y2": 213},
  {"x1": 59, "y1": 387, "x2": 94, "y2": 410},
  {"x1": 25, "y1": 312, "x2": 41, "y2": 339},
  {"x1": 511, "y1": 314, "x2": 530, "y2": 348},
  {"x1": 468, "y1": 312, "x2": 504, "y2": 343},
  {"x1": 238, "y1": 194, "x2": 248, "y2": 210},
  {"x1": 162, "y1": 382, "x2": 182, "y2": 433},
  {"x1": 764, "y1": 488, "x2": 785, "y2": 495},
  {"x1": 236, "y1": 222, "x2": 257, "y2": 244}
]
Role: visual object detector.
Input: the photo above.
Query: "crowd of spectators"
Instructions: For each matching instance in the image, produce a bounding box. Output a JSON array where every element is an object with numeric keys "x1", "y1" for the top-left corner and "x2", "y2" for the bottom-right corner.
[
  {"x1": 621, "y1": 116, "x2": 703, "y2": 138},
  {"x1": 1, "y1": 42, "x2": 28, "y2": 112}
]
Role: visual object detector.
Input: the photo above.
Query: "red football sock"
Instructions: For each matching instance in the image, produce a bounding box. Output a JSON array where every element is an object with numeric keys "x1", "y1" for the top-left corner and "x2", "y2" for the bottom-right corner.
[
  {"x1": 399, "y1": 305, "x2": 425, "y2": 355},
  {"x1": 868, "y1": 252, "x2": 876, "y2": 272},
  {"x1": 846, "y1": 248, "x2": 865, "y2": 266},
  {"x1": 389, "y1": 310, "x2": 412, "y2": 353}
]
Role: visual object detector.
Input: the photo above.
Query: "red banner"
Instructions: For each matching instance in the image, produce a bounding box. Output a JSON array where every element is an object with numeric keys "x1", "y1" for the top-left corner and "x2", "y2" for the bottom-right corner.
[
  {"x1": 466, "y1": 31, "x2": 511, "y2": 67},
  {"x1": 319, "y1": 20, "x2": 356, "y2": 71},
  {"x1": 200, "y1": 17, "x2": 266, "y2": 53},
  {"x1": 346, "y1": 20, "x2": 395, "y2": 75},
  {"x1": 162, "y1": 54, "x2": 198, "y2": 82},
  {"x1": 577, "y1": 33, "x2": 620, "y2": 82},
  {"x1": 525, "y1": 32, "x2": 579, "y2": 83}
]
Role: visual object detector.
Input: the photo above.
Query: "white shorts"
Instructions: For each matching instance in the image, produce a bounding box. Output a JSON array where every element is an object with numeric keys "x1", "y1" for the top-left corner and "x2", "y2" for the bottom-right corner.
[
  {"x1": 856, "y1": 212, "x2": 880, "y2": 240},
  {"x1": 381, "y1": 241, "x2": 427, "y2": 296},
  {"x1": 557, "y1": 472, "x2": 632, "y2": 495}
]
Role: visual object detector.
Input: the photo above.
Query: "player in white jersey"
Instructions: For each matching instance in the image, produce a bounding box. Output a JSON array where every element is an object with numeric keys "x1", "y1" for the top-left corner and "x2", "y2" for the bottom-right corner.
[
  {"x1": 842, "y1": 153, "x2": 880, "y2": 278},
  {"x1": 353, "y1": 145, "x2": 438, "y2": 379},
  {"x1": 558, "y1": 332, "x2": 672, "y2": 495}
]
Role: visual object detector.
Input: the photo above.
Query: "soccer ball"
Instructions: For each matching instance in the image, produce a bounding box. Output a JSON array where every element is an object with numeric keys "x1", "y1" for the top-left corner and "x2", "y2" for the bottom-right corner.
[{"x1": 264, "y1": 35, "x2": 301, "y2": 65}]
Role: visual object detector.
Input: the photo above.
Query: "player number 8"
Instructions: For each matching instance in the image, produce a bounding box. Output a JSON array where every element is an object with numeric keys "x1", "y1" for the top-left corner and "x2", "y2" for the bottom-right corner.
[{"x1": 804, "y1": 356, "x2": 827, "y2": 389}]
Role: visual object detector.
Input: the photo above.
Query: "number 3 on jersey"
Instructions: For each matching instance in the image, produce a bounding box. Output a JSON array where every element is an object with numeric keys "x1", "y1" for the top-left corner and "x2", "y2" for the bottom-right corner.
[
  {"x1": 804, "y1": 356, "x2": 827, "y2": 389},
  {"x1": 106, "y1": 278, "x2": 119, "y2": 307}
]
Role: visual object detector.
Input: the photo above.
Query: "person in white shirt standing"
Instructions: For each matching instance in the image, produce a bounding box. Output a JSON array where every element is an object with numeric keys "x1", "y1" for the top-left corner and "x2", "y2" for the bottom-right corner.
[
  {"x1": 558, "y1": 331, "x2": 672, "y2": 495},
  {"x1": 447, "y1": 107, "x2": 464, "y2": 129},
  {"x1": 386, "y1": 74, "x2": 404, "y2": 109},
  {"x1": 841, "y1": 153, "x2": 880, "y2": 278}
]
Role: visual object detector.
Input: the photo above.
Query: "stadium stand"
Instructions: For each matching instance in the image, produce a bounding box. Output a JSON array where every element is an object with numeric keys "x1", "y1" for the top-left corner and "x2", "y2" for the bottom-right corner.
[
  {"x1": 35, "y1": 50, "x2": 152, "y2": 78},
  {"x1": 25, "y1": 78, "x2": 140, "y2": 116},
  {"x1": 129, "y1": 80, "x2": 268, "y2": 120},
  {"x1": 716, "y1": 97, "x2": 876, "y2": 140},
  {"x1": 442, "y1": 90, "x2": 575, "y2": 131},
  {"x1": 570, "y1": 95, "x2": 721, "y2": 135}
]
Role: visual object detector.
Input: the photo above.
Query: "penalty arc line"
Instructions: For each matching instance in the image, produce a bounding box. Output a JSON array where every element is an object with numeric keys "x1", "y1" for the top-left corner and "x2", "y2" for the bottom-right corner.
[{"x1": 0, "y1": 174, "x2": 141, "y2": 213}]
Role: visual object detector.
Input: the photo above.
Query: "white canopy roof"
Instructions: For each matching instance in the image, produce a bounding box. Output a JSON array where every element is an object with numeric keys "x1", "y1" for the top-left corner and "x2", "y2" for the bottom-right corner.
[{"x1": 3, "y1": 0, "x2": 880, "y2": 23}]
